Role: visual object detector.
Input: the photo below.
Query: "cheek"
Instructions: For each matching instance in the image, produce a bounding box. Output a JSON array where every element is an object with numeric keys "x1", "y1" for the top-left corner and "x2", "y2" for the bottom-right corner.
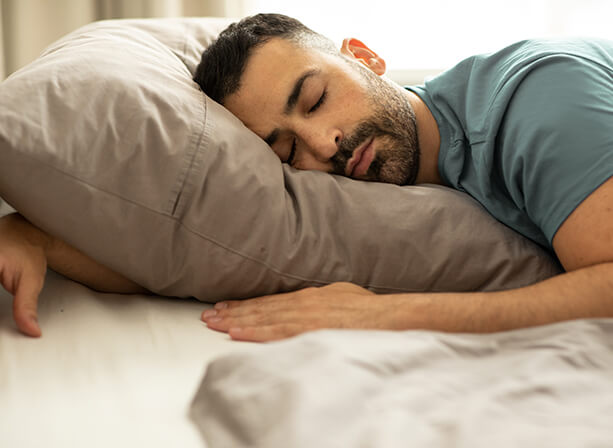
[
  {"x1": 332, "y1": 93, "x2": 370, "y2": 132},
  {"x1": 336, "y1": 79, "x2": 373, "y2": 122}
]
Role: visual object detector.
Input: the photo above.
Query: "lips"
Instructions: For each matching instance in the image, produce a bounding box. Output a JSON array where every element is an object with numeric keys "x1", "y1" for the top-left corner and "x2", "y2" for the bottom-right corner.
[{"x1": 346, "y1": 137, "x2": 375, "y2": 178}]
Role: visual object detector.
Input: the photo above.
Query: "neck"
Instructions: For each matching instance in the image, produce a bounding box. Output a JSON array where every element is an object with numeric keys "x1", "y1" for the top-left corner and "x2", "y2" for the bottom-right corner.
[{"x1": 403, "y1": 89, "x2": 442, "y2": 185}]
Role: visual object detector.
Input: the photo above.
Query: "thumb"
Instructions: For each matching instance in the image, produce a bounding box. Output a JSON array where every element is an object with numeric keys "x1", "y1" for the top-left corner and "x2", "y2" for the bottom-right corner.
[{"x1": 12, "y1": 271, "x2": 44, "y2": 337}]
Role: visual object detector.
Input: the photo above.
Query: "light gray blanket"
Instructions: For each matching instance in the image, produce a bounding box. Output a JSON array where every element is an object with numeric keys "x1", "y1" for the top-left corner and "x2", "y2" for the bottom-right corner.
[{"x1": 191, "y1": 319, "x2": 613, "y2": 448}]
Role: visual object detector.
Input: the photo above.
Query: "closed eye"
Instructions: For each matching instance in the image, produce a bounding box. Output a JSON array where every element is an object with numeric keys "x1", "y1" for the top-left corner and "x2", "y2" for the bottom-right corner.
[
  {"x1": 286, "y1": 138, "x2": 297, "y2": 166},
  {"x1": 285, "y1": 88, "x2": 326, "y2": 166},
  {"x1": 309, "y1": 89, "x2": 327, "y2": 114}
]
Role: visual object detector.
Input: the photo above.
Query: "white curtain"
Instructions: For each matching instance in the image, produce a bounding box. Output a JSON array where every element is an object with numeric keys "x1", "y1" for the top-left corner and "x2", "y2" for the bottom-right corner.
[{"x1": 0, "y1": 0, "x2": 247, "y2": 80}]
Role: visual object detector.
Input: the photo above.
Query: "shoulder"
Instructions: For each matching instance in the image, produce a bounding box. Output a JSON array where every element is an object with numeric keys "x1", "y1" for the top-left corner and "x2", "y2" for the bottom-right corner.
[
  {"x1": 498, "y1": 41, "x2": 613, "y2": 156},
  {"x1": 479, "y1": 38, "x2": 613, "y2": 118},
  {"x1": 486, "y1": 38, "x2": 613, "y2": 75},
  {"x1": 495, "y1": 40, "x2": 613, "y2": 250}
]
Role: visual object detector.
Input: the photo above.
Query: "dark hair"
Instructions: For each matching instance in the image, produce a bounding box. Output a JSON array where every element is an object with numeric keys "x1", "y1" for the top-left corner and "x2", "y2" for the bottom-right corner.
[{"x1": 193, "y1": 13, "x2": 336, "y2": 104}]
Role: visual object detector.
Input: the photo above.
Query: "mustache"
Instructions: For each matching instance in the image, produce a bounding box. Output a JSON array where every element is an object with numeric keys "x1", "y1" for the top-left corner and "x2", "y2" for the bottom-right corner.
[{"x1": 330, "y1": 121, "x2": 380, "y2": 175}]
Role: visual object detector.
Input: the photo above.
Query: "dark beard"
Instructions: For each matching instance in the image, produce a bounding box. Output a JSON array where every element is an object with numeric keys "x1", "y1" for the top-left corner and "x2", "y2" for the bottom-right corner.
[{"x1": 329, "y1": 67, "x2": 421, "y2": 185}]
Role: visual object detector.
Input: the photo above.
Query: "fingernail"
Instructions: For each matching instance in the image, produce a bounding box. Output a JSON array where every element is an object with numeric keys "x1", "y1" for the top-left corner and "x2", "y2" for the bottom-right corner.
[
  {"x1": 29, "y1": 316, "x2": 42, "y2": 337},
  {"x1": 214, "y1": 302, "x2": 228, "y2": 310},
  {"x1": 202, "y1": 309, "x2": 217, "y2": 318},
  {"x1": 207, "y1": 316, "x2": 222, "y2": 323}
]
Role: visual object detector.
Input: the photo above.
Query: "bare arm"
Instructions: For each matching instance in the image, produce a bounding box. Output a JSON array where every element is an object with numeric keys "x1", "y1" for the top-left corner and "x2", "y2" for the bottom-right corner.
[
  {"x1": 203, "y1": 177, "x2": 613, "y2": 341},
  {"x1": 44, "y1": 226, "x2": 147, "y2": 295},
  {"x1": 0, "y1": 213, "x2": 147, "y2": 336},
  {"x1": 384, "y1": 262, "x2": 613, "y2": 334}
]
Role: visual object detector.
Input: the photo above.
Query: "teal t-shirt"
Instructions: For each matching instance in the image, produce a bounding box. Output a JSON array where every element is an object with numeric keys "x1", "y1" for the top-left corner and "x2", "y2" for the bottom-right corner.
[{"x1": 408, "y1": 38, "x2": 613, "y2": 250}]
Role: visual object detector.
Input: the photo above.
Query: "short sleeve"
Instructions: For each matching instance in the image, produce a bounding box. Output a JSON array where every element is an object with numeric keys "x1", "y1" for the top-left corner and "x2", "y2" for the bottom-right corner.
[{"x1": 497, "y1": 54, "x2": 613, "y2": 245}]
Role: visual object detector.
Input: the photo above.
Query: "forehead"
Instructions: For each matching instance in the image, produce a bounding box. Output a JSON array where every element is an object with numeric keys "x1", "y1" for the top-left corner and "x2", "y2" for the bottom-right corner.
[{"x1": 223, "y1": 38, "x2": 328, "y2": 135}]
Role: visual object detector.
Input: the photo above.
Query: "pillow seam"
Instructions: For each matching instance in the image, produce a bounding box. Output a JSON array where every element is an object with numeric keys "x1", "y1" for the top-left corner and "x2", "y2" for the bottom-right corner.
[
  {"x1": 176, "y1": 216, "x2": 428, "y2": 292},
  {"x1": 168, "y1": 89, "x2": 207, "y2": 216}
]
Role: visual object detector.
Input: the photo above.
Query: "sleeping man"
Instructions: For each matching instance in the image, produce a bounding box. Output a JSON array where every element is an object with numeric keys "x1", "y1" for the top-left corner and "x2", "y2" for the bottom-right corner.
[{"x1": 1, "y1": 13, "x2": 612, "y2": 341}]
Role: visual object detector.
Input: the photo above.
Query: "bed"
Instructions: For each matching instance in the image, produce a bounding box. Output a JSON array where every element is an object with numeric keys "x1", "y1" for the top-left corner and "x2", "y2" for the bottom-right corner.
[
  {"x1": 3, "y1": 270, "x2": 613, "y2": 448},
  {"x1": 3, "y1": 194, "x2": 612, "y2": 447},
  {"x1": 2, "y1": 17, "x2": 612, "y2": 448}
]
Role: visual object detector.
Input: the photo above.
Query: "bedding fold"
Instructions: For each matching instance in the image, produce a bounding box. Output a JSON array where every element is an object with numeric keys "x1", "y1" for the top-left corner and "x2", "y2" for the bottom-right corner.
[{"x1": 191, "y1": 319, "x2": 613, "y2": 448}]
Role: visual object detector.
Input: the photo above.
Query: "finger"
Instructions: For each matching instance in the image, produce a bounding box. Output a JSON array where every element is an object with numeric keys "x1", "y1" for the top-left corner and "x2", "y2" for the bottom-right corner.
[
  {"x1": 211, "y1": 299, "x2": 289, "y2": 321},
  {"x1": 203, "y1": 312, "x2": 251, "y2": 333},
  {"x1": 214, "y1": 289, "x2": 310, "y2": 316},
  {"x1": 228, "y1": 324, "x2": 306, "y2": 342},
  {"x1": 214, "y1": 300, "x2": 238, "y2": 310},
  {"x1": 204, "y1": 305, "x2": 318, "y2": 335},
  {"x1": 12, "y1": 272, "x2": 43, "y2": 337},
  {"x1": 203, "y1": 306, "x2": 277, "y2": 332},
  {"x1": 214, "y1": 292, "x2": 292, "y2": 311},
  {"x1": 215, "y1": 297, "x2": 271, "y2": 310}
]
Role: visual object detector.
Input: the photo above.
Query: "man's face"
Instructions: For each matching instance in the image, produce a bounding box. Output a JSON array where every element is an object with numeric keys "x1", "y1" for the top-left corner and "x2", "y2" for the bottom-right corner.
[{"x1": 224, "y1": 37, "x2": 420, "y2": 185}]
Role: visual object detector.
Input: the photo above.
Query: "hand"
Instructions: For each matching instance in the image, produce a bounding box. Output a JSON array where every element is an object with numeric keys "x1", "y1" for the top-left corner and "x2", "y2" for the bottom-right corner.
[
  {"x1": 0, "y1": 214, "x2": 49, "y2": 337},
  {"x1": 202, "y1": 282, "x2": 405, "y2": 342}
]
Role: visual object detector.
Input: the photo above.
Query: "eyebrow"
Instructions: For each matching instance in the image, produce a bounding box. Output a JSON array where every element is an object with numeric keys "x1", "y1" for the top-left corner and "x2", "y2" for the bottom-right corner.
[{"x1": 264, "y1": 68, "x2": 320, "y2": 147}]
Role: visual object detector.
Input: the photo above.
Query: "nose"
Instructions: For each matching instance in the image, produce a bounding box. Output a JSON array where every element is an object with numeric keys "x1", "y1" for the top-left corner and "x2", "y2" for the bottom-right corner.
[{"x1": 298, "y1": 125, "x2": 342, "y2": 168}]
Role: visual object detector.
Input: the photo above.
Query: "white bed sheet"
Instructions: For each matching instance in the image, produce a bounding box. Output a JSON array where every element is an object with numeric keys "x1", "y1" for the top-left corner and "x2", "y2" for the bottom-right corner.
[
  {"x1": 192, "y1": 320, "x2": 613, "y2": 448},
  {"x1": 0, "y1": 265, "x2": 254, "y2": 448}
]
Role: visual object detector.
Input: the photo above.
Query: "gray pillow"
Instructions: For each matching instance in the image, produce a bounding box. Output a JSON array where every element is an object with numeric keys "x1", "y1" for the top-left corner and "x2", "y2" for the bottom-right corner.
[
  {"x1": 0, "y1": 198, "x2": 15, "y2": 218},
  {"x1": 0, "y1": 18, "x2": 561, "y2": 301}
]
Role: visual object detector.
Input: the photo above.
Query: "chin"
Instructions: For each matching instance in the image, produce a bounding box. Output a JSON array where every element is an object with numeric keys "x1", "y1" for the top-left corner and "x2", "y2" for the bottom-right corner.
[{"x1": 371, "y1": 162, "x2": 416, "y2": 186}]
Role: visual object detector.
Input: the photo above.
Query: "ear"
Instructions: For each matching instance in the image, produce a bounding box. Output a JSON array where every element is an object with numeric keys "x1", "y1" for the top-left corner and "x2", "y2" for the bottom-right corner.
[{"x1": 340, "y1": 38, "x2": 386, "y2": 76}]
